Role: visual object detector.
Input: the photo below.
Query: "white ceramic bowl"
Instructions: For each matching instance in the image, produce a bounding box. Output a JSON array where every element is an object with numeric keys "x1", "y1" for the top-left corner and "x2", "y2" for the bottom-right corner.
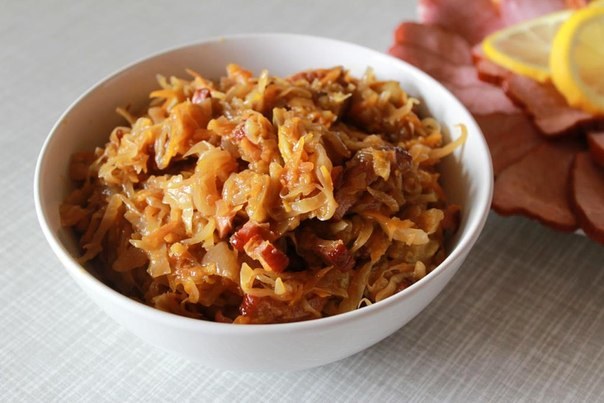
[{"x1": 34, "y1": 33, "x2": 493, "y2": 371}]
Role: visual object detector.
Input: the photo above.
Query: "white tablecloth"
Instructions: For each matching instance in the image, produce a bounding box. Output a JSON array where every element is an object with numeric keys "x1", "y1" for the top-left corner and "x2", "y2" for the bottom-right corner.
[{"x1": 2, "y1": 1, "x2": 604, "y2": 401}]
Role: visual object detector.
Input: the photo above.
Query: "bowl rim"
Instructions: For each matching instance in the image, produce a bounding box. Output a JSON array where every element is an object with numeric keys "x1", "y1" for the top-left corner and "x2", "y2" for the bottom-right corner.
[{"x1": 34, "y1": 32, "x2": 493, "y2": 334}]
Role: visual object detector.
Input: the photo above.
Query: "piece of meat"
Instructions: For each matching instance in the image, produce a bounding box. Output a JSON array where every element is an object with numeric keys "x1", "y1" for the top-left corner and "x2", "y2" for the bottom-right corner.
[
  {"x1": 313, "y1": 239, "x2": 354, "y2": 271},
  {"x1": 471, "y1": 45, "x2": 510, "y2": 85},
  {"x1": 474, "y1": 112, "x2": 544, "y2": 175},
  {"x1": 334, "y1": 147, "x2": 411, "y2": 219},
  {"x1": 475, "y1": 58, "x2": 510, "y2": 85},
  {"x1": 388, "y1": 44, "x2": 474, "y2": 84},
  {"x1": 296, "y1": 228, "x2": 355, "y2": 271},
  {"x1": 571, "y1": 152, "x2": 604, "y2": 244},
  {"x1": 446, "y1": 83, "x2": 520, "y2": 115},
  {"x1": 502, "y1": 74, "x2": 596, "y2": 136},
  {"x1": 230, "y1": 221, "x2": 274, "y2": 251},
  {"x1": 388, "y1": 24, "x2": 519, "y2": 115},
  {"x1": 388, "y1": 43, "x2": 519, "y2": 115},
  {"x1": 492, "y1": 140, "x2": 583, "y2": 231},
  {"x1": 393, "y1": 22, "x2": 472, "y2": 65},
  {"x1": 587, "y1": 131, "x2": 604, "y2": 167},
  {"x1": 333, "y1": 150, "x2": 379, "y2": 219},
  {"x1": 499, "y1": 0, "x2": 569, "y2": 25},
  {"x1": 230, "y1": 222, "x2": 289, "y2": 273},
  {"x1": 418, "y1": 0, "x2": 504, "y2": 45},
  {"x1": 250, "y1": 241, "x2": 289, "y2": 273}
]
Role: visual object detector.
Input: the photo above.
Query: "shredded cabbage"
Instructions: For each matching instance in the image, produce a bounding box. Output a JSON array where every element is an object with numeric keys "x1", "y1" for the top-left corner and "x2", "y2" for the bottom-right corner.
[{"x1": 60, "y1": 64, "x2": 464, "y2": 324}]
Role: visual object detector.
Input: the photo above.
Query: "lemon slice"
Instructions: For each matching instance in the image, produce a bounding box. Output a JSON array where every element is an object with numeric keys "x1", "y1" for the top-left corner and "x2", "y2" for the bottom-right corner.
[
  {"x1": 482, "y1": 10, "x2": 571, "y2": 82},
  {"x1": 550, "y1": 6, "x2": 604, "y2": 115}
]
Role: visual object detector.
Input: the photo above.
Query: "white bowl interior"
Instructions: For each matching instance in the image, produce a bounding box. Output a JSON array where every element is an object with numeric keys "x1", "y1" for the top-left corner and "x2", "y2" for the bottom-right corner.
[{"x1": 35, "y1": 34, "x2": 493, "y2": 371}]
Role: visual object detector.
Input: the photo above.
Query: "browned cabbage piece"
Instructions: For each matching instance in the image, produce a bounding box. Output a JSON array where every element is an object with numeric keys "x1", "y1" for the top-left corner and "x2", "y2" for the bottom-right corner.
[{"x1": 61, "y1": 64, "x2": 463, "y2": 324}]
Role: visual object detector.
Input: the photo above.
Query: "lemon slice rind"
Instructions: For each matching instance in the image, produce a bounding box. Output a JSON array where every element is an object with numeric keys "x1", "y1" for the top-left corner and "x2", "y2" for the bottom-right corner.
[
  {"x1": 482, "y1": 10, "x2": 571, "y2": 83},
  {"x1": 550, "y1": 7, "x2": 604, "y2": 115}
]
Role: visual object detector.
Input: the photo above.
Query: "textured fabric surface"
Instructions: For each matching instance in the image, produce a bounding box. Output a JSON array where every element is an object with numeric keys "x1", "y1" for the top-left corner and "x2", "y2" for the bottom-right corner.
[{"x1": 2, "y1": 1, "x2": 604, "y2": 401}]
